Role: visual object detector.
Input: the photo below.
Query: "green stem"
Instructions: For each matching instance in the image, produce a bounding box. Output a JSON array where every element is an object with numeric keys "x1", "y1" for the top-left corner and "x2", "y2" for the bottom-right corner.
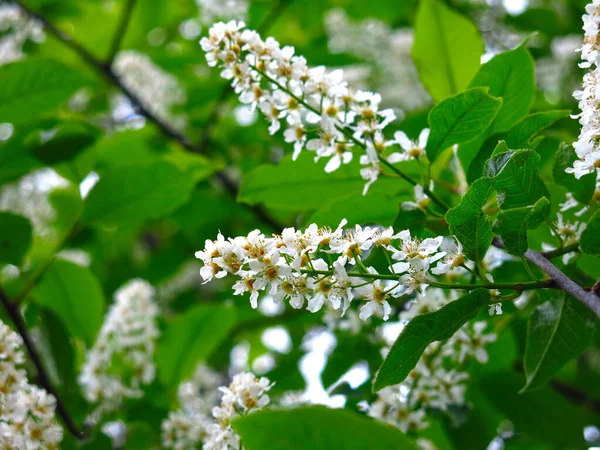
[{"x1": 542, "y1": 242, "x2": 579, "y2": 259}]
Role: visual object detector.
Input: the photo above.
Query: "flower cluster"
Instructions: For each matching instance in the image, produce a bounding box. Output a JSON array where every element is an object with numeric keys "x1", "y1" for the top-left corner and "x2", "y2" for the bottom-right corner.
[
  {"x1": 570, "y1": 0, "x2": 600, "y2": 178},
  {"x1": 79, "y1": 279, "x2": 159, "y2": 415},
  {"x1": 0, "y1": 3, "x2": 44, "y2": 66},
  {"x1": 0, "y1": 322, "x2": 63, "y2": 449},
  {"x1": 200, "y1": 21, "x2": 428, "y2": 194},
  {"x1": 370, "y1": 290, "x2": 497, "y2": 433},
  {"x1": 161, "y1": 363, "x2": 223, "y2": 449},
  {"x1": 112, "y1": 50, "x2": 186, "y2": 129},
  {"x1": 195, "y1": 220, "x2": 468, "y2": 322},
  {"x1": 197, "y1": 0, "x2": 248, "y2": 24},
  {"x1": 203, "y1": 372, "x2": 273, "y2": 450}
]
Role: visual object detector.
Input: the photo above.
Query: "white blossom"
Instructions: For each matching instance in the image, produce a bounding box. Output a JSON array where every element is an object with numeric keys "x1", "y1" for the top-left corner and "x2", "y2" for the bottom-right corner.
[{"x1": 0, "y1": 3, "x2": 44, "y2": 66}]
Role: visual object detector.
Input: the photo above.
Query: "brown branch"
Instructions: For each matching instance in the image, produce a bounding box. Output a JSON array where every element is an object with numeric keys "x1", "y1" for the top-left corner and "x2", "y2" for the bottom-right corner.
[
  {"x1": 494, "y1": 237, "x2": 600, "y2": 317},
  {"x1": 14, "y1": 0, "x2": 285, "y2": 232},
  {"x1": 0, "y1": 286, "x2": 89, "y2": 439}
]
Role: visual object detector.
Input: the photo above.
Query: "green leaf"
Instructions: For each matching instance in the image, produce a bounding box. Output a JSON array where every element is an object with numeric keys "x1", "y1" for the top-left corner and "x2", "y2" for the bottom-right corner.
[
  {"x1": 239, "y1": 152, "x2": 411, "y2": 211},
  {"x1": 26, "y1": 121, "x2": 100, "y2": 165},
  {"x1": 156, "y1": 305, "x2": 237, "y2": 389},
  {"x1": 522, "y1": 292, "x2": 597, "y2": 393},
  {"x1": 486, "y1": 150, "x2": 550, "y2": 210},
  {"x1": 469, "y1": 42, "x2": 535, "y2": 134},
  {"x1": 82, "y1": 160, "x2": 195, "y2": 227},
  {"x1": 308, "y1": 193, "x2": 398, "y2": 228},
  {"x1": 0, "y1": 134, "x2": 40, "y2": 185},
  {"x1": 233, "y1": 406, "x2": 419, "y2": 450},
  {"x1": 373, "y1": 289, "x2": 490, "y2": 391},
  {"x1": 32, "y1": 260, "x2": 105, "y2": 346},
  {"x1": 493, "y1": 197, "x2": 550, "y2": 256},
  {"x1": 503, "y1": 110, "x2": 570, "y2": 149},
  {"x1": 552, "y1": 143, "x2": 596, "y2": 204},
  {"x1": 446, "y1": 178, "x2": 494, "y2": 262},
  {"x1": 0, "y1": 59, "x2": 90, "y2": 124},
  {"x1": 580, "y1": 210, "x2": 600, "y2": 256},
  {"x1": 0, "y1": 213, "x2": 32, "y2": 266},
  {"x1": 412, "y1": 0, "x2": 484, "y2": 102},
  {"x1": 426, "y1": 88, "x2": 502, "y2": 162}
]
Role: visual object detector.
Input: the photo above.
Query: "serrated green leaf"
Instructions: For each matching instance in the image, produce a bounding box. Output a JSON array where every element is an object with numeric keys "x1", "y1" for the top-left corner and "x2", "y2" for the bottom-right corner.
[
  {"x1": 469, "y1": 42, "x2": 535, "y2": 134},
  {"x1": 580, "y1": 210, "x2": 600, "y2": 256},
  {"x1": 32, "y1": 260, "x2": 105, "y2": 346},
  {"x1": 493, "y1": 197, "x2": 550, "y2": 256},
  {"x1": 0, "y1": 212, "x2": 32, "y2": 266},
  {"x1": 503, "y1": 110, "x2": 570, "y2": 149},
  {"x1": 522, "y1": 292, "x2": 597, "y2": 392},
  {"x1": 486, "y1": 150, "x2": 550, "y2": 210},
  {"x1": 446, "y1": 178, "x2": 494, "y2": 262},
  {"x1": 233, "y1": 406, "x2": 419, "y2": 450},
  {"x1": 426, "y1": 88, "x2": 502, "y2": 162},
  {"x1": 82, "y1": 160, "x2": 195, "y2": 227},
  {"x1": 156, "y1": 305, "x2": 237, "y2": 389},
  {"x1": 552, "y1": 143, "x2": 596, "y2": 204},
  {"x1": 0, "y1": 59, "x2": 90, "y2": 124},
  {"x1": 373, "y1": 289, "x2": 490, "y2": 391},
  {"x1": 412, "y1": 0, "x2": 484, "y2": 102}
]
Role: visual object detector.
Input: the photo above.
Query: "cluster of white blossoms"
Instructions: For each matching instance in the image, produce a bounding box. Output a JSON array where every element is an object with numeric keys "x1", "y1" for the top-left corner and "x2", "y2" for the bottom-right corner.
[
  {"x1": 0, "y1": 3, "x2": 44, "y2": 66},
  {"x1": 203, "y1": 372, "x2": 273, "y2": 450},
  {"x1": 161, "y1": 364, "x2": 223, "y2": 449},
  {"x1": 195, "y1": 220, "x2": 474, "y2": 322},
  {"x1": 112, "y1": 50, "x2": 186, "y2": 129},
  {"x1": 370, "y1": 290, "x2": 497, "y2": 433},
  {"x1": 79, "y1": 279, "x2": 159, "y2": 415},
  {"x1": 200, "y1": 21, "x2": 430, "y2": 194},
  {"x1": 570, "y1": 0, "x2": 600, "y2": 178},
  {"x1": 0, "y1": 322, "x2": 63, "y2": 449},
  {"x1": 196, "y1": 0, "x2": 248, "y2": 25},
  {"x1": 324, "y1": 9, "x2": 430, "y2": 112}
]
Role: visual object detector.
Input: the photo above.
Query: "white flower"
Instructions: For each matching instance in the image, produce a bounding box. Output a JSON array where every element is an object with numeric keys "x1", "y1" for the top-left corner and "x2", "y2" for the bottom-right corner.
[
  {"x1": 401, "y1": 184, "x2": 431, "y2": 212},
  {"x1": 356, "y1": 268, "x2": 393, "y2": 321},
  {"x1": 432, "y1": 238, "x2": 466, "y2": 275},
  {"x1": 554, "y1": 212, "x2": 586, "y2": 244},
  {"x1": 389, "y1": 128, "x2": 429, "y2": 162}
]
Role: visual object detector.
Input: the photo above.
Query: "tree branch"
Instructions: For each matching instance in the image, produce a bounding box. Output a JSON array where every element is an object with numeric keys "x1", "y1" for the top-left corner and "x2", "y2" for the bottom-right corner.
[
  {"x1": 13, "y1": 0, "x2": 284, "y2": 232},
  {"x1": 106, "y1": 0, "x2": 137, "y2": 65},
  {"x1": 494, "y1": 237, "x2": 600, "y2": 317},
  {"x1": 0, "y1": 286, "x2": 89, "y2": 439}
]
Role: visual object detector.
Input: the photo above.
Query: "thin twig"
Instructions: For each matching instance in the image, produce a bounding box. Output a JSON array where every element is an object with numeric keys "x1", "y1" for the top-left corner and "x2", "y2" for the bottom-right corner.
[
  {"x1": 106, "y1": 0, "x2": 137, "y2": 65},
  {"x1": 0, "y1": 286, "x2": 89, "y2": 439}
]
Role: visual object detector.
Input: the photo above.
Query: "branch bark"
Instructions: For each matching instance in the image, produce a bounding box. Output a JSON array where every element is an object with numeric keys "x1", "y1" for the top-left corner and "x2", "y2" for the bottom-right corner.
[{"x1": 0, "y1": 286, "x2": 89, "y2": 439}]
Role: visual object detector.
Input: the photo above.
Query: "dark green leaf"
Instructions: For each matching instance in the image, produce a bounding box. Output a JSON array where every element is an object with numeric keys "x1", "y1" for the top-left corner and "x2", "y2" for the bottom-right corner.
[
  {"x1": 0, "y1": 59, "x2": 90, "y2": 124},
  {"x1": 0, "y1": 212, "x2": 32, "y2": 266},
  {"x1": 581, "y1": 210, "x2": 600, "y2": 256},
  {"x1": 503, "y1": 110, "x2": 570, "y2": 149},
  {"x1": 82, "y1": 160, "x2": 195, "y2": 227},
  {"x1": 486, "y1": 150, "x2": 550, "y2": 210},
  {"x1": 552, "y1": 143, "x2": 596, "y2": 204},
  {"x1": 493, "y1": 197, "x2": 550, "y2": 256},
  {"x1": 26, "y1": 121, "x2": 100, "y2": 165},
  {"x1": 412, "y1": 0, "x2": 484, "y2": 102},
  {"x1": 373, "y1": 289, "x2": 490, "y2": 391},
  {"x1": 469, "y1": 42, "x2": 535, "y2": 133},
  {"x1": 0, "y1": 134, "x2": 40, "y2": 185},
  {"x1": 233, "y1": 406, "x2": 419, "y2": 450},
  {"x1": 156, "y1": 305, "x2": 237, "y2": 389},
  {"x1": 446, "y1": 178, "x2": 494, "y2": 262},
  {"x1": 32, "y1": 260, "x2": 105, "y2": 346},
  {"x1": 522, "y1": 292, "x2": 597, "y2": 392},
  {"x1": 426, "y1": 88, "x2": 502, "y2": 162}
]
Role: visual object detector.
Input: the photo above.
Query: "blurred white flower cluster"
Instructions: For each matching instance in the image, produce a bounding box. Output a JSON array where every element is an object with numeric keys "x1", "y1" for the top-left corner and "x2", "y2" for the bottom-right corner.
[
  {"x1": 161, "y1": 363, "x2": 223, "y2": 449},
  {"x1": 112, "y1": 50, "x2": 186, "y2": 129},
  {"x1": 195, "y1": 220, "x2": 474, "y2": 322},
  {"x1": 536, "y1": 36, "x2": 581, "y2": 104},
  {"x1": 370, "y1": 289, "x2": 497, "y2": 433},
  {"x1": 203, "y1": 372, "x2": 273, "y2": 450},
  {"x1": 196, "y1": 0, "x2": 248, "y2": 25},
  {"x1": 79, "y1": 279, "x2": 159, "y2": 416},
  {"x1": 324, "y1": 9, "x2": 430, "y2": 112},
  {"x1": 0, "y1": 322, "x2": 63, "y2": 449},
  {"x1": 201, "y1": 21, "x2": 432, "y2": 193},
  {"x1": 570, "y1": 0, "x2": 600, "y2": 178},
  {"x1": 0, "y1": 3, "x2": 43, "y2": 66}
]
